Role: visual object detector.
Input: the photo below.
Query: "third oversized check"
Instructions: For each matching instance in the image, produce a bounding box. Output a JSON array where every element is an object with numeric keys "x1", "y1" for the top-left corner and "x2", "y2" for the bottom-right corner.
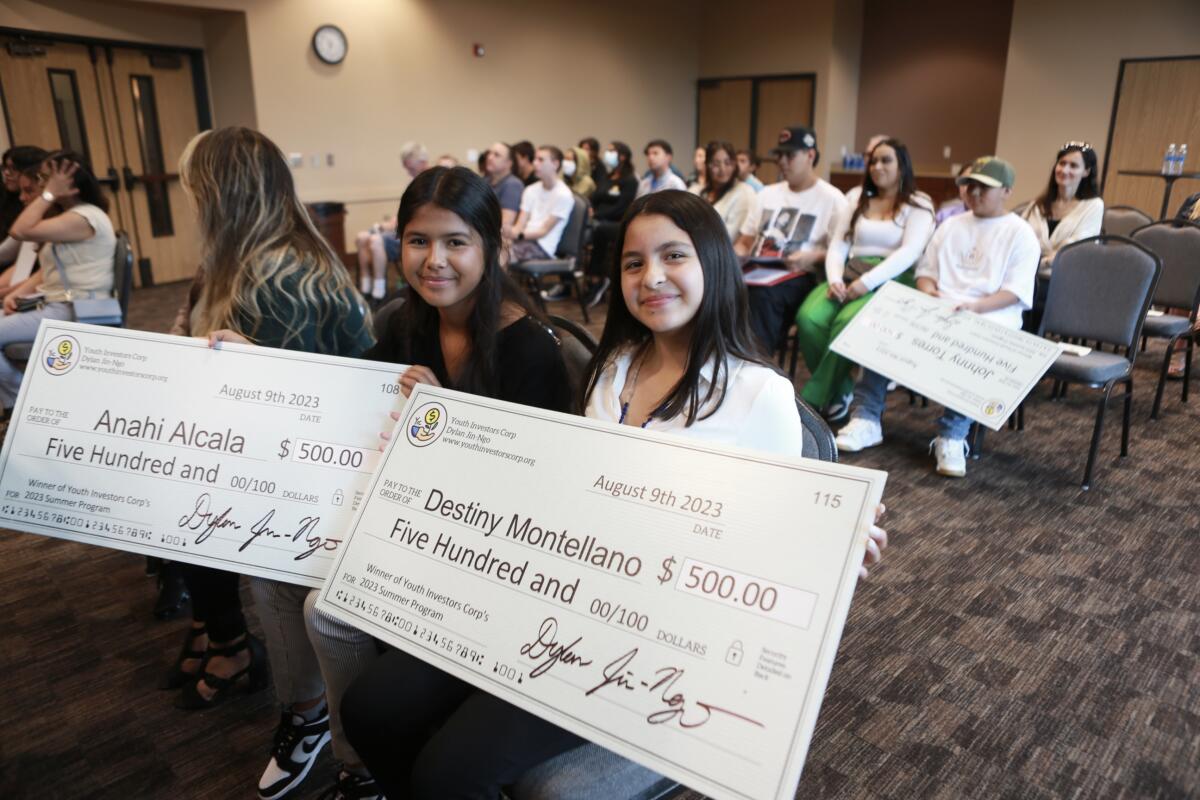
[
  {"x1": 317, "y1": 385, "x2": 886, "y2": 800},
  {"x1": 830, "y1": 281, "x2": 1061, "y2": 430}
]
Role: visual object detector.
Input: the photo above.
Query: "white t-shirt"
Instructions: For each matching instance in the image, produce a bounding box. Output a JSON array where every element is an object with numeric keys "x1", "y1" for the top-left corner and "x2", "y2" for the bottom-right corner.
[
  {"x1": 739, "y1": 179, "x2": 848, "y2": 268},
  {"x1": 825, "y1": 186, "x2": 936, "y2": 290},
  {"x1": 519, "y1": 180, "x2": 575, "y2": 257},
  {"x1": 636, "y1": 170, "x2": 687, "y2": 198},
  {"x1": 690, "y1": 180, "x2": 758, "y2": 240},
  {"x1": 914, "y1": 212, "x2": 1041, "y2": 329},
  {"x1": 585, "y1": 347, "x2": 809, "y2": 457},
  {"x1": 38, "y1": 203, "x2": 116, "y2": 303}
]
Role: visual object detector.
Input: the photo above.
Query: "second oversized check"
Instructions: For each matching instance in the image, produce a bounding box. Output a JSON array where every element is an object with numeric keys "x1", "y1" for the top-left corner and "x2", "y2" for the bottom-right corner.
[{"x1": 317, "y1": 385, "x2": 886, "y2": 800}]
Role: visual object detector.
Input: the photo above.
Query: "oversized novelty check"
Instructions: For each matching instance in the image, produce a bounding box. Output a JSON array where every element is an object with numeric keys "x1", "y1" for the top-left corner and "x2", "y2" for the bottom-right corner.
[
  {"x1": 317, "y1": 385, "x2": 887, "y2": 800},
  {"x1": 0, "y1": 320, "x2": 407, "y2": 587},
  {"x1": 830, "y1": 281, "x2": 1060, "y2": 429}
]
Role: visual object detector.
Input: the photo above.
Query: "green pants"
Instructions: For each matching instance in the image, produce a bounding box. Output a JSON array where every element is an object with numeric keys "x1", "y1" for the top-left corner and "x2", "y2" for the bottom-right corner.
[{"x1": 796, "y1": 270, "x2": 916, "y2": 408}]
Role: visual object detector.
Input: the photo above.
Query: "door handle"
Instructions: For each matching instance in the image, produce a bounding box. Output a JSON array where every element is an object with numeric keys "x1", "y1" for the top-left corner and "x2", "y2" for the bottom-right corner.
[
  {"x1": 122, "y1": 166, "x2": 138, "y2": 191},
  {"x1": 97, "y1": 167, "x2": 119, "y2": 189}
]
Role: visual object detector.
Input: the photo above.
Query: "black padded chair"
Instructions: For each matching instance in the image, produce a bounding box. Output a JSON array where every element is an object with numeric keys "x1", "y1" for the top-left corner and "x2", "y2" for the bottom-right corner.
[
  {"x1": 371, "y1": 295, "x2": 406, "y2": 339},
  {"x1": 510, "y1": 193, "x2": 592, "y2": 322},
  {"x1": 510, "y1": 393, "x2": 836, "y2": 800},
  {"x1": 1035, "y1": 235, "x2": 1161, "y2": 489},
  {"x1": 3, "y1": 231, "x2": 134, "y2": 368},
  {"x1": 1102, "y1": 205, "x2": 1153, "y2": 238},
  {"x1": 547, "y1": 314, "x2": 597, "y2": 402},
  {"x1": 1130, "y1": 220, "x2": 1200, "y2": 419}
]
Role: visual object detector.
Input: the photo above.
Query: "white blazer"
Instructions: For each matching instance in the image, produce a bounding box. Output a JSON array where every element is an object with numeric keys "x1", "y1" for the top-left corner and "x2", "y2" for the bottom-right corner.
[{"x1": 1021, "y1": 197, "x2": 1104, "y2": 265}]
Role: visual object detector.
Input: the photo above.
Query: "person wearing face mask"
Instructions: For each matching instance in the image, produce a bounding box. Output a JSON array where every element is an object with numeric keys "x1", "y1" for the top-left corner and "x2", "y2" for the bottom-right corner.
[
  {"x1": 561, "y1": 145, "x2": 596, "y2": 198},
  {"x1": 571, "y1": 142, "x2": 637, "y2": 308},
  {"x1": 795, "y1": 138, "x2": 935, "y2": 422},
  {"x1": 690, "y1": 140, "x2": 757, "y2": 239}
]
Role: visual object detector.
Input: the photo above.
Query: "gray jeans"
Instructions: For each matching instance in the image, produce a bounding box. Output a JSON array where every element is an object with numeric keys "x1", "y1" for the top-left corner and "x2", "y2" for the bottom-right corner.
[
  {"x1": 851, "y1": 367, "x2": 973, "y2": 441},
  {"x1": 0, "y1": 302, "x2": 74, "y2": 408},
  {"x1": 250, "y1": 577, "x2": 379, "y2": 766}
]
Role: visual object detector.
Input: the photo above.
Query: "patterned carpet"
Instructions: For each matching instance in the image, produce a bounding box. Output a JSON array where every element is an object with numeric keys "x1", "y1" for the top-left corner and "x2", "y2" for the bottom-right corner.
[{"x1": 0, "y1": 281, "x2": 1196, "y2": 799}]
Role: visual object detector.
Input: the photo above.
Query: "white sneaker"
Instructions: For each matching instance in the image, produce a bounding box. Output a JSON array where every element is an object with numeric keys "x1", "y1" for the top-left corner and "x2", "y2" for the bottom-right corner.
[
  {"x1": 835, "y1": 418, "x2": 883, "y2": 452},
  {"x1": 930, "y1": 437, "x2": 969, "y2": 477}
]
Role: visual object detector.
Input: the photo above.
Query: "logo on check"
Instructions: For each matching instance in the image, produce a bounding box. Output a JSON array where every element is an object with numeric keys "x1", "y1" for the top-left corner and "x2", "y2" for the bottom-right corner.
[
  {"x1": 42, "y1": 335, "x2": 80, "y2": 376},
  {"x1": 406, "y1": 402, "x2": 447, "y2": 447}
]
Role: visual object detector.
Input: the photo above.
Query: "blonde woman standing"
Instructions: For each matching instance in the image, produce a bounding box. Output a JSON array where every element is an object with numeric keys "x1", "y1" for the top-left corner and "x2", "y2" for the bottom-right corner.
[{"x1": 164, "y1": 129, "x2": 373, "y2": 798}]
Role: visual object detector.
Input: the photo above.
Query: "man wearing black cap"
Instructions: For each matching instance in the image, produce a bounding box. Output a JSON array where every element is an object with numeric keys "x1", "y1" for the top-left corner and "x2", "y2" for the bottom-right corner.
[{"x1": 735, "y1": 125, "x2": 849, "y2": 354}]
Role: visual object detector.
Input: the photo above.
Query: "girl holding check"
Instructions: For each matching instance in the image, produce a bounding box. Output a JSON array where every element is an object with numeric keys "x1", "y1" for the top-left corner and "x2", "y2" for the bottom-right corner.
[{"x1": 343, "y1": 188, "x2": 887, "y2": 798}]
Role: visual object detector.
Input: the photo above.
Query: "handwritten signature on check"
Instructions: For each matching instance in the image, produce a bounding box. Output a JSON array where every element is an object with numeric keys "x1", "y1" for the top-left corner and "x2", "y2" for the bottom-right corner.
[
  {"x1": 176, "y1": 492, "x2": 339, "y2": 560},
  {"x1": 520, "y1": 616, "x2": 764, "y2": 730}
]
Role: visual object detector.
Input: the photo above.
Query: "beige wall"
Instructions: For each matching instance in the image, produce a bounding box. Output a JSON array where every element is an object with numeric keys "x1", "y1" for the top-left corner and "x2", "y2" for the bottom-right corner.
[
  {"x1": 0, "y1": 0, "x2": 207, "y2": 47},
  {"x1": 855, "y1": 0, "x2": 1012, "y2": 173},
  {"x1": 698, "y1": 0, "x2": 863, "y2": 178},
  {"x1": 995, "y1": 0, "x2": 1200, "y2": 203}
]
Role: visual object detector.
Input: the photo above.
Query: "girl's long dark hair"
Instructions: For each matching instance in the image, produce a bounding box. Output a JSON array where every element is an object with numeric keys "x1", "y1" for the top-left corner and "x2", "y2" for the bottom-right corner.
[
  {"x1": 396, "y1": 166, "x2": 542, "y2": 397},
  {"x1": 702, "y1": 140, "x2": 740, "y2": 205},
  {"x1": 1035, "y1": 143, "x2": 1100, "y2": 217},
  {"x1": 846, "y1": 138, "x2": 929, "y2": 239},
  {"x1": 582, "y1": 190, "x2": 775, "y2": 424}
]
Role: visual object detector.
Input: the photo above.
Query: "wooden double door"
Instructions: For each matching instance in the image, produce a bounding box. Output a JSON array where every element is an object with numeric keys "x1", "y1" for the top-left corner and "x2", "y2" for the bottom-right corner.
[
  {"x1": 697, "y1": 75, "x2": 816, "y2": 184},
  {"x1": 0, "y1": 34, "x2": 208, "y2": 285}
]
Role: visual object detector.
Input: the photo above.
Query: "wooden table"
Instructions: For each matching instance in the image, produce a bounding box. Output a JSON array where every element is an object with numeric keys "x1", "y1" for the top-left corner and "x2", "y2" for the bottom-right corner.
[{"x1": 1116, "y1": 170, "x2": 1200, "y2": 218}]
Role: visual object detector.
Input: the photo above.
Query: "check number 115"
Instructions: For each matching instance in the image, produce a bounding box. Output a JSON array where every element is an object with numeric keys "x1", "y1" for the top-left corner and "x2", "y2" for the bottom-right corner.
[{"x1": 813, "y1": 492, "x2": 842, "y2": 508}]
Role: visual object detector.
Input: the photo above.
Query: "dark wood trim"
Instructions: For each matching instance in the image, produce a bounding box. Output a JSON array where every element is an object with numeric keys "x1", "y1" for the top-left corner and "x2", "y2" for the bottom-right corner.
[{"x1": 1102, "y1": 54, "x2": 1200, "y2": 194}]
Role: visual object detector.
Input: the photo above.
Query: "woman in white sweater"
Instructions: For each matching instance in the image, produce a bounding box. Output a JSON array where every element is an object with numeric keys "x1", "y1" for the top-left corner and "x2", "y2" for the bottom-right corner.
[
  {"x1": 795, "y1": 138, "x2": 934, "y2": 419},
  {"x1": 1020, "y1": 141, "x2": 1104, "y2": 271}
]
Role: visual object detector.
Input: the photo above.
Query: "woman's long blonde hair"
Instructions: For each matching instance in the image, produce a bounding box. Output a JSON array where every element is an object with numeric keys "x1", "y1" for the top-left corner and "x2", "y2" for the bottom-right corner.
[{"x1": 179, "y1": 127, "x2": 366, "y2": 346}]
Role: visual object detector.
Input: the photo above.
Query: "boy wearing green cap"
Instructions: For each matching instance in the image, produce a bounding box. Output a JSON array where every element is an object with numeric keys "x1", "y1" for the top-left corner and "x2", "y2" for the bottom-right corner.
[{"x1": 836, "y1": 156, "x2": 1040, "y2": 477}]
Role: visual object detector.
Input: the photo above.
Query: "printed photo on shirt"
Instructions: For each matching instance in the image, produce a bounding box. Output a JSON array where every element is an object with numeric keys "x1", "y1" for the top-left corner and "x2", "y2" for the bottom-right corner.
[{"x1": 754, "y1": 207, "x2": 815, "y2": 259}]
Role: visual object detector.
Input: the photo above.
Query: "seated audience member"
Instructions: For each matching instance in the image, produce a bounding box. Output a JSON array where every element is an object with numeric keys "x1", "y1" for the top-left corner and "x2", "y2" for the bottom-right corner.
[
  {"x1": 0, "y1": 165, "x2": 44, "y2": 295},
  {"x1": 865, "y1": 133, "x2": 890, "y2": 153},
  {"x1": 936, "y1": 163, "x2": 973, "y2": 225},
  {"x1": 2, "y1": 152, "x2": 115, "y2": 412},
  {"x1": 1019, "y1": 141, "x2": 1103, "y2": 332},
  {"x1": 175, "y1": 127, "x2": 374, "y2": 799},
  {"x1": 337, "y1": 166, "x2": 573, "y2": 800},
  {"x1": 512, "y1": 140, "x2": 537, "y2": 185},
  {"x1": 688, "y1": 145, "x2": 706, "y2": 191},
  {"x1": 734, "y1": 126, "x2": 849, "y2": 353},
  {"x1": 796, "y1": 138, "x2": 935, "y2": 421},
  {"x1": 737, "y1": 149, "x2": 765, "y2": 192},
  {"x1": 691, "y1": 140, "x2": 757, "y2": 239},
  {"x1": 436, "y1": 154, "x2": 458, "y2": 168},
  {"x1": 400, "y1": 141, "x2": 430, "y2": 177},
  {"x1": 511, "y1": 146, "x2": 575, "y2": 262},
  {"x1": 576, "y1": 141, "x2": 638, "y2": 306},
  {"x1": 1177, "y1": 192, "x2": 1200, "y2": 221},
  {"x1": 836, "y1": 157, "x2": 1039, "y2": 478},
  {"x1": 562, "y1": 145, "x2": 596, "y2": 197},
  {"x1": 483, "y1": 142, "x2": 524, "y2": 236},
  {"x1": 353, "y1": 218, "x2": 398, "y2": 301},
  {"x1": 636, "y1": 139, "x2": 686, "y2": 197},
  {"x1": 1020, "y1": 141, "x2": 1103, "y2": 271},
  {"x1": 0, "y1": 145, "x2": 48, "y2": 240},
  {"x1": 578, "y1": 136, "x2": 606, "y2": 192}
]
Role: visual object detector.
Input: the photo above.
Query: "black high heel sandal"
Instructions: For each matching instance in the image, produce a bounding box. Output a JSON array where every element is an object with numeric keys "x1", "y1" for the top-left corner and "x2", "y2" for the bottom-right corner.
[
  {"x1": 159, "y1": 624, "x2": 207, "y2": 690},
  {"x1": 175, "y1": 634, "x2": 270, "y2": 710}
]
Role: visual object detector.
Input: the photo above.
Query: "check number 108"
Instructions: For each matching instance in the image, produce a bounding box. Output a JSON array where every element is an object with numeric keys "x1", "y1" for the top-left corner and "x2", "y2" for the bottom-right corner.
[{"x1": 676, "y1": 558, "x2": 817, "y2": 629}]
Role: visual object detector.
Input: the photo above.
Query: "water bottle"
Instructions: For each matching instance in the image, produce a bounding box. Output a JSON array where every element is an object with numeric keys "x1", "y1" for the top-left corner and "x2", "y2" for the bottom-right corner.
[
  {"x1": 1177, "y1": 144, "x2": 1189, "y2": 176},
  {"x1": 1163, "y1": 144, "x2": 1177, "y2": 175}
]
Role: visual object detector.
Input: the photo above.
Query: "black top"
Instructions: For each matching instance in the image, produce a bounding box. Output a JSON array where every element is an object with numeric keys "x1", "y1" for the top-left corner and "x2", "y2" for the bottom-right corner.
[
  {"x1": 0, "y1": 191, "x2": 22, "y2": 241},
  {"x1": 1046, "y1": 218, "x2": 1060, "y2": 236},
  {"x1": 591, "y1": 174, "x2": 638, "y2": 222},
  {"x1": 366, "y1": 310, "x2": 571, "y2": 413}
]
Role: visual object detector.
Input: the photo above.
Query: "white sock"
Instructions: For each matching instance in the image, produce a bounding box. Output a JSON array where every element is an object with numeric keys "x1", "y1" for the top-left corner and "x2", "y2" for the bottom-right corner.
[
  {"x1": 373, "y1": 278, "x2": 386, "y2": 299},
  {"x1": 360, "y1": 276, "x2": 371, "y2": 293}
]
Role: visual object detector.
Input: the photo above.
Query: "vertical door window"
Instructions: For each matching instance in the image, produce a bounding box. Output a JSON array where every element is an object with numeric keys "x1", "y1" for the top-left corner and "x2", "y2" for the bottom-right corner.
[
  {"x1": 47, "y1": 69, "x2": 92, "y2": 163},
  {"x1": 130, "y1": 74, "x2": 174, "y2": 237}
]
